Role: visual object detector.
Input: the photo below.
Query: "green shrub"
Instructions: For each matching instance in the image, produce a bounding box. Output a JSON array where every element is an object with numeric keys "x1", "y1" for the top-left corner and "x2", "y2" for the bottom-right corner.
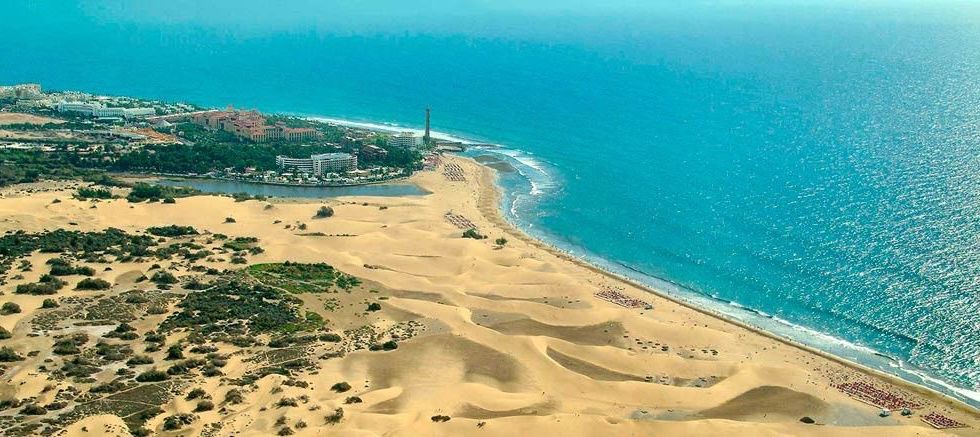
[
  {"x1": 151, "y1": 271, "x2": 177, "y2": 284},
  {"x1": 314, "y1": 206, "x2": 334, "y2": 218},
  {"x1": 19, "y1": 403, "x2": 47, "y2": 415},
  {"x1": 276, "y1": 397, "x2": 298, "y2": 408},
  {"x1": 224, "y1": 389, "x2": 244, "y2": 405},
  {"x1": 144, "y1": 332, "x2": 166, "y2": 343},
  {"x1": 126, "y1": 183, "x2": 199, "y2": 203},
  {"x1": 462, "y1": 228, "x2": 486, "y2": 239},
  {"x1": 135, "y1": 369, "x2": 168, "y2": 382},
  {"x1": 53, "y1": 339, "x2": 81, "y2": 355},
  {"x1": 0, "y1": 302, "x2": 21, "y2": 315},
  {"x1": 325, "y1": 407, "x2": 344, "y2": 424},
  {"x1": 146, "y1": 225, "x2": 198, "y2": 237},
  {"x1": 127, "y1": 355, "x2": 154, "y2": 365},
  {"x1": 162, "y1": 414, "x2": 195, "y2": 430},
  {"x1": 50, "y1": 263, "x2": 95, "y2": 276},
  {"x1": 186, "y1": 388, "x2": 208, "y2": 400},
  {"x1": 0, "y1": 346, "x2": 24, "y2": 362},
  {"x1": 90, "y1": 381, "x2": 126, "y2": 394},
  {"x1": 75, "y1": 278, "x2": 111, "y2": 290},
  {"x1": 15, "y1": 275, "x2": 67, "y2": 295},
  {"x1": 319, "y1": 333, "x2": 342, "y2": 342},
  {"x1": 165, "y1": 344, "x2": 184, "y2": 360},
  {"x1": 75, "y1": 187, "x2": 113, "y2": 200}
]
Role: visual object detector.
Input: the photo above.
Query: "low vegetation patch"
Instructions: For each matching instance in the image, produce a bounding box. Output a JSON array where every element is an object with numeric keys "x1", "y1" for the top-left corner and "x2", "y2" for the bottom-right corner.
[
  {"x1": 126, "y1": 183, "x2": 199, "y2": 203},
  {"x1": 76, "y1": 277, "x2": 111, "y2": 290},
  {"x1": 135, "y1": 369, "x2": 169, "y2": 382},
  {"x1": 160, "y1": 280, "x2": 304, "y2": 336},
  {"x1": 48, "y1": 258, "x2": 96, "y2": 276},
  {"x1": 462, "y1": 228, "x2": 486, "y2": 240},
  {"x1": 146, "y1": 225, "x2": 199, "y2": 237},
  {"x1": 0, "y1": 228, "x2": 158, "y2": 274},
  {"x1": 162, "y1": 413, "x2": 196, "y2": 431},
  {"x1": 75, "y1": 187, "x2": 114, "y2": 200},
  {"x1": 150, "y1": 271, "x2": 177, "y2": 285},
  {"x1": 248, "y1": 262, "x2": 361, "y2": 294},
  {"x1": 0, "y1": 346, "x2": 24, "y2": 362},
  {"x1": 15, "y1": 275, "x2": 67, "y2": 295}
]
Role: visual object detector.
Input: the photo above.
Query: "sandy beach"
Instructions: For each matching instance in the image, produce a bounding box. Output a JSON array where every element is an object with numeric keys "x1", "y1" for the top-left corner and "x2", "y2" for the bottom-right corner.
[{"x1": 0, "y1": 156, "x2": 977, "y2": 436}]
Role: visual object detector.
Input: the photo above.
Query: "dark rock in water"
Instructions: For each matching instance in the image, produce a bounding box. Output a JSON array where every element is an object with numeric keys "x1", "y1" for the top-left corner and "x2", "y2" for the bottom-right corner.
[{"x1": 799, "y1": 416, "x2": 815, "y2": 424}]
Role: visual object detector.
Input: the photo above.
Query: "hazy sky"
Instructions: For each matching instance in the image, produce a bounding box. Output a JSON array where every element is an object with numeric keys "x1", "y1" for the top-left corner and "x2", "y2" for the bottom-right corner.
[{"x1": 9, "y1": 0, "x2": 978, "y2": 36}]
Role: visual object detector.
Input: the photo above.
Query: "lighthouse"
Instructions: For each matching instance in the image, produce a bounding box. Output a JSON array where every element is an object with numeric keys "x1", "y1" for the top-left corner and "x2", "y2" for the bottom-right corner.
[{"x1": 423, "y1": 107, "x2": 431, "y2": 145}]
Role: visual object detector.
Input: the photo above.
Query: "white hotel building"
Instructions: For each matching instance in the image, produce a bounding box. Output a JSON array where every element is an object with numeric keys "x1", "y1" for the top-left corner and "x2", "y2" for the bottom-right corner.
[
  {"x1": 389, "y1": 131, "x2": 422, "y2": 148},
  {"x1": 56, "y1": 101, "x2": 155, "y2": 119},
  {"x1": 276, "y1": 153, "x2": 358, "y2": 175}
]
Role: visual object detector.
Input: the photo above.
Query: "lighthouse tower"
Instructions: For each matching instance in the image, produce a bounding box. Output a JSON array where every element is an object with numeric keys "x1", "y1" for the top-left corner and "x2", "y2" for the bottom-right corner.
[{"x1": 423, "y1": 107, "x2": 431, "y2": 145}]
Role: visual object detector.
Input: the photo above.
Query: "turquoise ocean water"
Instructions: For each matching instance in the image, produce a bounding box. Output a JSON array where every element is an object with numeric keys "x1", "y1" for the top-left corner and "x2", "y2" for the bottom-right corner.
[{"x1": 2, "y1": 1, "x2": 978, "y2": 407}]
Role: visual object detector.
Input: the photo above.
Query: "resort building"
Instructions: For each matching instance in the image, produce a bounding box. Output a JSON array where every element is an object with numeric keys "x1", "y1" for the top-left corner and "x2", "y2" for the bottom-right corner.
[
  {"x1": 57, "y1": 101, "x2": 97, "y2": 114},
  {"x1": 57, "y1": 101, "x2": 156, "y2": 119},
  {"x1": 389, "y1": 131, "x2": 422, "y2": 148},
  {"x1": 276, "y1": 153, "x2": 358, "y2": 175},
  {"x1": 360, "y1": 144, "x2": 389, "y2": 159},
  {"x1": 191, "y1": 107, "x2": 321, "y2": 142}
]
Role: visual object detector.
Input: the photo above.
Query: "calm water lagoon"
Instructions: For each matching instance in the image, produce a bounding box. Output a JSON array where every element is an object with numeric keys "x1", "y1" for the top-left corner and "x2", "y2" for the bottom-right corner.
[{"x1": 157, "y1": 178, "x2": 429, "y2": 198}]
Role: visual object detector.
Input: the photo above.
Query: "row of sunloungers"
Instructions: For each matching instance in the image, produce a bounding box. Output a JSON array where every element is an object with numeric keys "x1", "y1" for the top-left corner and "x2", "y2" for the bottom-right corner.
[
  {"x1": 834, "y1": 381, "x2": 922, "y2": 411},
  {"x1": 443, "y1": 163, "x2": 466, "y2": 181},
  {"x1": 445, "y1": 212, "x2": 476, "y2": 230},
  {"x1": 835, "y1": 382, "x2": 969, "y2": 429},
  {"x1": 595, "y1": 288, "x2": 651, "y2": 309},
  {"x1": 921, "y1": 412, "x2": 967, "y2": 429}
]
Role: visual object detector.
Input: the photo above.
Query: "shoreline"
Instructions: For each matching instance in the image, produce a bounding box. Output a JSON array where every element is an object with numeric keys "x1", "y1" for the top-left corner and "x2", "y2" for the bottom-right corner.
[
  {"x1": 1, "y1": 154, "x2": 976, "y2": 434},
  {"x1": 461, "y1": 154, "x2": 980, "y2": 418},
  {"x1": 296, "y1": 111, "x2": 978, "y2": 410},
  {"x1": 107, "y1": 109, "x2": 978, "y2": 409}
]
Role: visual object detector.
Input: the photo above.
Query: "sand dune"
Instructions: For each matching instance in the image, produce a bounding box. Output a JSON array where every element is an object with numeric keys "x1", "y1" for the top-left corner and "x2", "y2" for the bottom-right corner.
[{"x1": 0, "y1": 157, "x2": 975, "y2": 436}]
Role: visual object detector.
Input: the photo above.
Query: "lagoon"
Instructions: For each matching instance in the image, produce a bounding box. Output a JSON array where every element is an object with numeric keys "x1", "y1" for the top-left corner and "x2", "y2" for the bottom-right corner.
[{"x1": 157, "y1": 178, "x2": 429, "y2": 198}]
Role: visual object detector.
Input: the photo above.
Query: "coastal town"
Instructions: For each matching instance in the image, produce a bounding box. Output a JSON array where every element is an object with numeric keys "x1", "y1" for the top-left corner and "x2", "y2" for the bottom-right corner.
[{"x1": 0, "y1": 83, "x2": 460, "y2": 187}]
